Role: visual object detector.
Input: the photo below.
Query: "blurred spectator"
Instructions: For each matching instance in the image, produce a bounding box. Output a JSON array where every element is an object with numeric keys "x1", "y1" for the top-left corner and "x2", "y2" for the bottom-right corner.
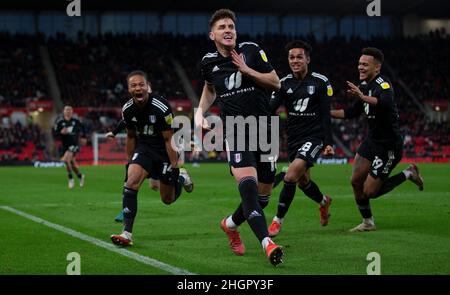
[
  {"x1": 0, "y1": 32, "x2": 48, "y2": 107},
  {"x1": 47, "y1": 32, "x2": 189, "y2": 107}
]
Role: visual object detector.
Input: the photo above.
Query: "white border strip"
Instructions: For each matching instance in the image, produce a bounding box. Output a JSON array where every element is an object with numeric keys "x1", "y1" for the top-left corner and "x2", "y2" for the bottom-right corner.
[{"x1": 0, "y1": 206, "x2": 196, "y2": 275}]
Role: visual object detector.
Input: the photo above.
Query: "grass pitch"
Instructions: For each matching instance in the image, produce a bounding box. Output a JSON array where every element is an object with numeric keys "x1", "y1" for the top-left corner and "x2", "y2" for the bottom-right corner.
[{"x1": 0, "y1": 163, "x2": 449, "y2": 274}]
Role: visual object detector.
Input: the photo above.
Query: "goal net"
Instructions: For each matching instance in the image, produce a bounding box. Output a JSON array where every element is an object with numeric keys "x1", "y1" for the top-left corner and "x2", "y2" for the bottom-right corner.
[{"x1": 92, "y1": 133, "x2": 127, "y2": 165}]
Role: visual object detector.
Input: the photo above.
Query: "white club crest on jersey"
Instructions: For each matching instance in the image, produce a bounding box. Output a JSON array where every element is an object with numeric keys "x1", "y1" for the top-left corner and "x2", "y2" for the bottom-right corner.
[
  {"x1": 212, "y1": 65, "x2": 220, "y2": 72},
  {"x1": 287, "y1": 88, "x2": 293, "y2": 94}
]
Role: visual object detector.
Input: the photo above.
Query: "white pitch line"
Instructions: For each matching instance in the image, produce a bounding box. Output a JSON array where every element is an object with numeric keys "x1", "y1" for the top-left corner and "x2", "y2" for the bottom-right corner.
[{"x1": 0, "y1": 206, "x2": 196, "y2": 275}]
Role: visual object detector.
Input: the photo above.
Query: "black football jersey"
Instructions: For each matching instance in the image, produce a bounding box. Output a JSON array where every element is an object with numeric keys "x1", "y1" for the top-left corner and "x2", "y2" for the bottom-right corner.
[
  {"x1": 344, "y1": 74, "x2": 402, "y2": 145},
  {"x1": 122, "y1": 95, "x2": 173, "y2": 152},
  {"x1": 200, "y1": 42, "x2": 274, "y2": 119},
  {"x1": 53, "y1": 117, "x2": 84, "y2": 147},
  {"x1": 270, "y1": 71, "x2": 333, "y2": 149}
]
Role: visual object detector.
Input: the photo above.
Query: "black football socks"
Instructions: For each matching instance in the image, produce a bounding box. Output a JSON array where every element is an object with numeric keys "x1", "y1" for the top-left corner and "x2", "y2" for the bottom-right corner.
[
  {"x1": 231, "y1": 194, "x2": 271, "y2": 227},
  {"x1": 238, "y1": 177, "x2": 268, "y2": 242},
  {"x1": 122, "y1": 187, "x2": 138, "y2": 233},
  {"x1": 299, "y1": 180, "x2": 324, "y2": 204},
  {"x1": 356, "y1": 198, "x2": 372, "y2": 219},
  {"x1": 374, "y1": 173, "x2": 407, "y2": 198},
  {"x1": 276, "y1": 181, "x2": 296, "y2": 219}
]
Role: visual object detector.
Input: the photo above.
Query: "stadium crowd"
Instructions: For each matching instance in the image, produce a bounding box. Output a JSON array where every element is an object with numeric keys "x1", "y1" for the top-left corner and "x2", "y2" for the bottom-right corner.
[
  {"x1": 0, "y1": 31, "x2": 448, "y2": 162},
  {"x1": 0, "y1": 32, "x2": 48, "y2": 108},
  {"x1": 47, "y1": 33, "x2": 188, "y2": 107},
  {"x1": 0, "y1": 119, "x2": 47, "y2": 163}
]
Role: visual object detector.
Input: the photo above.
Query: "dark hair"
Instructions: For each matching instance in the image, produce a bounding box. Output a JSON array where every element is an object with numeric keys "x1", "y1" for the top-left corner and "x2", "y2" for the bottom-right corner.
[
  {"x1": 361, "y1": 47, "x2": 384, "y2": 64},
  {"x1": 209, "y1": 8, "x2": 236, "y2": 29},
  {"x1": 285, "y1": 40, "x2": 312, "y2": 57},
  {"x1": 127, "y1": 70, "x2": 149, "y2": 83}
]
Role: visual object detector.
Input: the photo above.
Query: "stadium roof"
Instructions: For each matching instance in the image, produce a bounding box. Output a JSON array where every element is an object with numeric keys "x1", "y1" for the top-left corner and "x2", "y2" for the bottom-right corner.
[{"x1": 1, "y1": 0, "x2": 449, "y2": 18}]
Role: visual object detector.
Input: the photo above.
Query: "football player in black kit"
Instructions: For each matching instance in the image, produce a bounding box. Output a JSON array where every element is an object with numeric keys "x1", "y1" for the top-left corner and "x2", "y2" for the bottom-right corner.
[
  {"x1": 331, "y1": 47, "x2": 424, "y2": 232},
  {"x1": 194, "y1": 9, "x2": 283, "y2": 265},
  {"x1": 268, "y1": 40, "x2": 334, "y2": 237},
  {"x1": 53, "y1": 105, "x2": 86, "y2": 189},
  {"x1": 106, "y1": 119, "x2": 160, "y2": 223},
  {"x1": 110, "y1": 70, "x2": 193, "y2": 246}
]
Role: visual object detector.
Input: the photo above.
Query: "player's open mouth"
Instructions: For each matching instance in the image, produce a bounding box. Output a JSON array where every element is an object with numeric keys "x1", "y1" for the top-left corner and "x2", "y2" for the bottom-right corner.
[{"x1": 224, "y1": 35, "x2": 233, "y2": 40}]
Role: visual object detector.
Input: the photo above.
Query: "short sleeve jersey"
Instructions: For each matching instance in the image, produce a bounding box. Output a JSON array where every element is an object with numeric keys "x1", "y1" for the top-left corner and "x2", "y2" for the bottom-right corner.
[
  {"x1": 344, "y1": 74, "x2": 402, "y2": 145},
  {"x1": 200, "y1": 42, "x2": 274, "y2": 119},
  {"x1": 121, "y1": 95, "x2": 174, "y2": 152}
]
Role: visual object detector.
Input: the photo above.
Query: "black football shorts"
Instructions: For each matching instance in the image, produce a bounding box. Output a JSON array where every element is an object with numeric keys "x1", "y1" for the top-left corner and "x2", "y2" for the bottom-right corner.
[
  {"x1": 289, "y1": 138, "x2": 324, "y2": 167},
  {"x1": 130, "y1": 146, "x2": 173, "y2": 185},
  {"x1": 357, "y1": 139, "x2": 403, "y2": 180},
  {"x1": 225, "y1": 139, "x2": 277, "y2": 184}
]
